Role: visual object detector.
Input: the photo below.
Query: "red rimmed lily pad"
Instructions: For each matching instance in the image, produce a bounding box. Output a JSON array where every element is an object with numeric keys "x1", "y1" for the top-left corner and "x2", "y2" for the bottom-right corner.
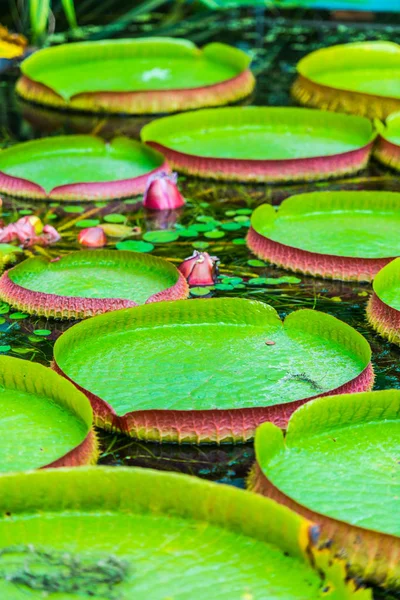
[
  {"x1": 53, "y1": 298, "x2": 373, "y2": 443},
  {"x1": 141, "y1": 107, "x2": 375, "y2": 182},
  {"x1": 0, "y1": 250, "x2": 188, "y2": 319},
  {"x1": 0, "y1": 467, "x2": 371, "y2": 600},
  {"x1": 374, "y1": 111, "x2": 400, "y2": 171},
  {"x1": 0, "y1": 356, "x2": 97, "y2": 471},
  {"x1": 248, "y1": 390, "x2": 400, "y2": 590},
  {"x1": 247, "y1": 191, "x2": 400, "y2": 282},
  {"x1": 366, "y1": 258, "x2": 400, "y2": 346},
  {"x1": 0, "y1": 135, "x2": 168, "y2": 201},
  {"x1": 292, "y1": 41, "x2": 400, "y2": 119},
  {"x1": 16, "y1": 38, "x2": 254, "y2": 115}
]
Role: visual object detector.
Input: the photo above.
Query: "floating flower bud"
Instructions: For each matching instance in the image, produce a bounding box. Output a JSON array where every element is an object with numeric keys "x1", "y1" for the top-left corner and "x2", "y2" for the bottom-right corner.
[
  {"x1": 178, "y1": 251, "x2": 219, "y2": 286},
  {"x1": 42, "y1": 224, "x2": 61, "y2": 245},
  {"x1": 78, "y1": 227, "x2": 107, "y2": 248},
  {"x1": 143, "y1": 171, "x2": 185, "y2": 211}
]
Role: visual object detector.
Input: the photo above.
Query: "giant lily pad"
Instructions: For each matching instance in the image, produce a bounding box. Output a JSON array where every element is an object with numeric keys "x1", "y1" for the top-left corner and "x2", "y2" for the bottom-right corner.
[
  {"x1": 249, "y1": 390, "x2": 400, "y2": 589},
  {"x1": 374, "y1": 111, "x2": 400, "y2": 171},
  {"x1": 0, "y1": 356, "x2": 97, "y2": 472},
  {"x1": 0, "y1": 250, "x2": 188, "y2": 319},
  {"x1": 366, "y1": 257, "x2": 400, "y2": 346},
  {"x1": 141, "y1": 107, "x2": 375, "y2": 182},
  {"x1": 292, "y1": 41, "x2": 400, "y2": 119},
  {"x1": 0, "y1": 467, "x2": 372, "y2": 600},
  {"x1": 0, "y1": 135, "x2": 167, "y2": 201},
  {"x1": 53, "y1": 298, "x2": 373, "y2": 443},
  {"x1": 16, "y1": 38, "x2": 254, "y2": 115},
  {"x1": 247, "y1": 191, "x2": 400, "y2": 282}
]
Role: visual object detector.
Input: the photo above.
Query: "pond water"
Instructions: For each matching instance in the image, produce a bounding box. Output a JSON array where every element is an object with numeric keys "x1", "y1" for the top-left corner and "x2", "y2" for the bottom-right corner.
[{"x1": 0, "y1": 9, "x2": 399, "y2": 598}]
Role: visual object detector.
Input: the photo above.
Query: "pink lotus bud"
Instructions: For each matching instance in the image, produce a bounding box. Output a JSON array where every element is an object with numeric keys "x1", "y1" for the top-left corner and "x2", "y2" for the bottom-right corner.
[
  {"x1": 178, "y1": 251, "x2": 219, "y2": 286},
  {"x1": 0, "y1": 224, "x2": 19, "y2": 243},
  {"x1": 78, "y1": 227, "x2": 107, "y2": 248},
  {"x1": 13, "y1": 219, "x2": 37, "y2": 246},
  {"x1": 143, "y1": 171, "x2": 185, "y2": 211},
  {"x1": 42, "y1": 224, "x2": 61, "y2": 245}
]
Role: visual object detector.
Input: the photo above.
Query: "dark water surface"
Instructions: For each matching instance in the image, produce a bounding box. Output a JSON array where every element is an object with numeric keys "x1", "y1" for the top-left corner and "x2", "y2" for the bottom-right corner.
[{"x1": 0, "y1": 10, "x2": 399, "y2": 598}]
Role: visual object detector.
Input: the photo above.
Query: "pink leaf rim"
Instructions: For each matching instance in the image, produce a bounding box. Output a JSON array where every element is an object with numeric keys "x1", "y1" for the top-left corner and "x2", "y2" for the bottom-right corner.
[
  {"x1": 44, "y1": 428, "x2": 98, "y2": 468},
  {"x1": 0, "y1": 162, "x2": 170, "y2": 201},
  {"x1": 145, "y1": 141, "x2": 373, "y2": 183},
  {"x1": 292, "y1": 74, "x2": 400, "y2": 120},
  {"x1": 366, "y1": 291, "x2": 400, "y2": 346},
  {"x1": 0, "y1": 255, "x2": 189, "y2": 319},
  {"x1": 248, "y1": 456, "x2": 398, "y2": 590},
  {"x1": 246, "y1": 226, "x2": 395, "y2": 282},
  {"x1": 16, "y1": 70, "x2": 255, "y2": 115},
  {"x1": 374, "y1": 137, "x2": 400, "y2": 172},
  {"x1": 51, "y1": 362, "x2": 373, "y2": 443}
]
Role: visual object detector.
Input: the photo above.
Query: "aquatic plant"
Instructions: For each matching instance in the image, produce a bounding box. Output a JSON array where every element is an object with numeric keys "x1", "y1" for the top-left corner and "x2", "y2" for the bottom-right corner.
[
  {"x1": 52, "y1": 298, "x2": 373, "y2": 442},
  {"x1": 247, "y1": 191, "x2": 400, "y2": 281},
  {"x1": 0, "y1": 466, "x2": 372, "y2": 599},
  {"x1": 178, "y1": 251, "x2": 219, "y2": 286},
  {"x1": 78, "y1": 226, "x2": 107, "y2": 248},
  {"x1": 141, "y1": 106, "x2": 376, "y2": 182},
  {"x1": 249, "y1": 390, "x2": 400, "y2": 589},
  {"x1": 143, "y1": 171, "x2": 185, "y2": 211},
  {"x1": 292, "y1": 41, "x2": 400, "y2": 119},
  {"x1": 0, "y1": 136, "x2": 168, "y2": 201},
  {"x1": 0, "y1": 355, "x2": 97, "y2": 472},
  {"x1": 366, "y1": 258, "x2": 400, "y2": 345},
  {"x1": 0, "y1": 250, "x2": 188, "y2": 319},
  {"x1": 16, "y1": 38, "x2": 254, "y2": 114}
]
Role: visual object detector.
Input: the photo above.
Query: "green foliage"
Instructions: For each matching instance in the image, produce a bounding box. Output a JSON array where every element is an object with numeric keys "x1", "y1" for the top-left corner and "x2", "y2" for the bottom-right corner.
[{"x1": 28, "y1": 0, "x2": 77, "y2": 43}]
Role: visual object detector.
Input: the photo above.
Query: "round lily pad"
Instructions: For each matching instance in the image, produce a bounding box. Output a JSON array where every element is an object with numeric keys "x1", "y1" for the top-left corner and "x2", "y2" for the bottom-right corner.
[
  {"x1": 0, "y1": 250, "x2": 188, "y2": 319},
  {"x1": 292, "y1": 41, "x2": 400, "y2": 119},
  {"x1": 53, "y1": 298, "x2": 373, "y2": 443},
  {"x1": 0, "y1": 467, "x2": 368, "y2": 600},
  {"x1": 0, "y1": 135, "x2": 167, "y2": 201},
  {"x1": 374, "y1": 111, "x2": 400, "y2": 171},
  {"x1": 247, "y1": 191, "x2": 400, "y2": 282},
  {"x1": 16, "y1": 38, "x2": 254, "y2": 114},
  {"x1": 366, "y1": 257, "x2": 400, "y2": 346},
  {"x1": 141, "y1": 107, "x2": 375, "y2": 182},
  {"x1": 249, "y1": 390, "x2": 400, "y2": 589},
  {"x1": 0, "y1": 356, "x2": 97, "y2": 472}
]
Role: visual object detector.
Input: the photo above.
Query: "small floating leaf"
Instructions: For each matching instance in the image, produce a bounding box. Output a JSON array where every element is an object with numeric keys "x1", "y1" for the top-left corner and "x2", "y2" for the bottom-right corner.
[
  {"x1": 103, "y1": 214, "x2": 126, "y2": 224},
  {"x1": 64, "y1": 205, "x2": 85, "y2": 213},
  {"x1": 143, "y1": 230, "x2": 179, "y2": 244},
  {"x1": 204, "y1": 230, "x2": 225, "y2": 239},
  {"x1": 190, "y1": 287, "x2": 212, "y2": 297},
  {"x1": 232, "y1": 238, "x2": 246, "y2": 245},
  {"x1": 221, "y1": 222, "x2": 242, "y2": 231},
  {"x1": 192, "y1": 241, "x2": 210, "y2": 250},
  {"x1": 116, "y1": 240, "x2": 154, "y2": 253},
  {"x1": 0, "y1": 345, "x2": 10, "y2": 352},
  {"x1": 33, "y1": 329, "x2": 51, "y2": 336},
  {"x1": 9, "y1": 312, "x2": 29, "y2": 320},
  {"x1": 248, "y1": 259, "x2": 266, "y2": 267},
  {"x1": 75, "y1": 219, "x2": 101, "y2": 228}
]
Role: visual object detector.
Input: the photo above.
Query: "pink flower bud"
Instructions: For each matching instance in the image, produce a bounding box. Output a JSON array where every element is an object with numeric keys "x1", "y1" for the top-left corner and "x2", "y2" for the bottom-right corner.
[
  {"x1": 78, "y1": 227, "x2": 107, "y2": 248},
  {"x1": 143, "y1": 171, "x2": 185, "y2": 211},
  {"x1": 42, "y1": 224, "x2": 61, "y2": 245},
  {"x1": 0, "y1": 224, "x2": 19, "y2": 243},
  {"x1": 178, "y1": 251, "x2": 219, "y2": 286}
]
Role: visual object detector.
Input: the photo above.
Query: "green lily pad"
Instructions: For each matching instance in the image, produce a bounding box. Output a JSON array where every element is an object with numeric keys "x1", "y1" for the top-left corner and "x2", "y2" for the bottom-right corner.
[
  {"x1": 0, "y1": 250, "x2": 187, "y2": 319},
  {"x1": 0, "y1": 244, "x2": 23, "y2": 256},
  {"x1": 0, "y1": 136, "x2": 166, "y2": 200},
  {"x1": 296, "y1": 41, "x2": 400, "y2": 103},
  {"x1": 251, "y1": 192, "x2": 400, "y2": 259},
  {"x1": 75, "y1": 219, "x2": 101, "y2": 228},
  {"x1": 249, "y1": 192, "x2": 400, "y2": 281},
  {"x1": 0, "y1": 356, "x2": 95, "y2": 472},
  {"x1": 116, "y1": 240, "x2": 154, "y2": 253},
  {"x1": 142, "y1": 230, "x2": 180, "y2": 244},
  {"x1": 251, "y1": 390, "x2": 400, "y2": 587},
  {"x1": 53, "y1": 298, "x2": 371, "y2": 443},
  {"x1": 141, "y1": 107, "x2": 375, "y2": 181},
  {"x1": 0, "y1": 467, "x2": 369, "y2": 600},
  {"x1": 21, "y1": 40, "x2": 250, "y2": 96},
  {"x1": 366, "y1": 257, "x2": 400, "y2": 346},
  {"x1": 103, "y1": 214, "x2": 126, "y2": 224}
]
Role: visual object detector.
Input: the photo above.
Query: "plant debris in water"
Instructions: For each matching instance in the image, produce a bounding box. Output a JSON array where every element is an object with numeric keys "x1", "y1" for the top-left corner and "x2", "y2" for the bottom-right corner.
[{"x1": 0, "y1": 545, "x2": 129, "y2": 599}]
